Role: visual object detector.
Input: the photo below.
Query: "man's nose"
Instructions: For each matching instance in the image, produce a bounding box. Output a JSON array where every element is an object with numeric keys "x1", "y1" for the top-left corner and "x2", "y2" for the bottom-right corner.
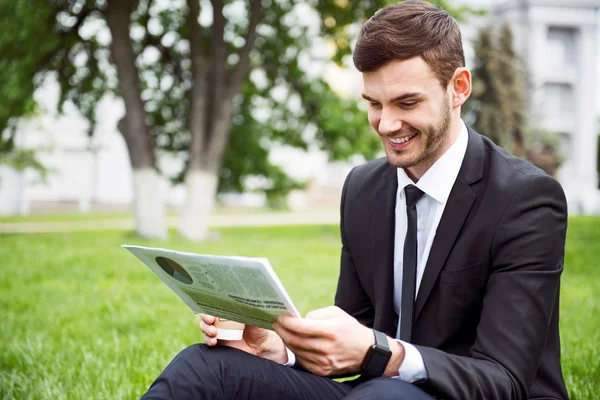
[{"x1": 378, "y1": 108, "x2": 403, "y2": 135}]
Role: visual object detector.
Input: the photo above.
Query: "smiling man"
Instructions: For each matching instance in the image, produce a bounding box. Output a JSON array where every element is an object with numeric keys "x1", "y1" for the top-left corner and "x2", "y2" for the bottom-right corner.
[
  {"x1": 361, "y1": 56, "x2": 456, "y2": 181},
  {"x1": 141, "y1": 1, "x2": 569, "y2": 399}
]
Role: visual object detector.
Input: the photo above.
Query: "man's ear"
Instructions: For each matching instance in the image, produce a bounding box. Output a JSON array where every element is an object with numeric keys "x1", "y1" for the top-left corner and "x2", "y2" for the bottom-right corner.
[{"x1": 449, "y1": 67, "x2": 471, "y2": 108}]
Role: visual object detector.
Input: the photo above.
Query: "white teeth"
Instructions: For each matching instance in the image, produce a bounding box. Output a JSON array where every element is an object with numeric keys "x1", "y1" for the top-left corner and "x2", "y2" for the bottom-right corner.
[{"x1": 389, "y1": 133, "x2": 416, "y2": 144}]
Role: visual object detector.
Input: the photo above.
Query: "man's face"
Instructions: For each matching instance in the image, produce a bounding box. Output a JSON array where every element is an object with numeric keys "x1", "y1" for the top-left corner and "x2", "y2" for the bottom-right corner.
[{"x1": 362, "y1": 57, "x2": 454, "y2": 176}]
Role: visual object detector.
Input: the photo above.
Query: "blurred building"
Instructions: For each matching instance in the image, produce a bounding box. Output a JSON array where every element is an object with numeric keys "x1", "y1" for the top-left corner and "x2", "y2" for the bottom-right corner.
[
  {"x1": 0, "y1": 89, "x2": 188, "y2": 216},
  {"x1": 491, "y1": 0, "x2": 600, "y2": 213}
]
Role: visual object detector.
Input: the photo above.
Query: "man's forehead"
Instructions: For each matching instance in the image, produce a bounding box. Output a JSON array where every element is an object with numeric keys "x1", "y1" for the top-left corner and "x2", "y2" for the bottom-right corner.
[{"x1": 361, "y1": 58, "x2": 438, "y2": 99}]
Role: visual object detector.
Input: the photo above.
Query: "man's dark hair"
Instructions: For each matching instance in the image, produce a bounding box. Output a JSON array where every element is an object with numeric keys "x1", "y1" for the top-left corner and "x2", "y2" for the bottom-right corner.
[{"x1": 353, "y1": 0, "x2": 465, "y2": 89}]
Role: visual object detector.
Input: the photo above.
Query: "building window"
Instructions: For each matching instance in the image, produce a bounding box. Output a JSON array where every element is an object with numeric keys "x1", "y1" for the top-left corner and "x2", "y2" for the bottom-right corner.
[
  {"x1": 547, "y1": 27, "x2": 577, "y2": 70},
  {"x1": 558, "y1": 132, "x2": 572, "y2": 159},
  {"x1": 543, "y1": 83, "x2": 574, "y2": 118}
]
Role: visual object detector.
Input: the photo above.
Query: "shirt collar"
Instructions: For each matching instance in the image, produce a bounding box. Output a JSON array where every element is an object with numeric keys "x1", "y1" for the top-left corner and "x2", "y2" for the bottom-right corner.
[{"x1": 397, "y1": 119, "x2": 469, "y2": 204}]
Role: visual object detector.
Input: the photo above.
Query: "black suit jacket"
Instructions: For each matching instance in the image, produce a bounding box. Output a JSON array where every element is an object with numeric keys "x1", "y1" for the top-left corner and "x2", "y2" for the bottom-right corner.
[{"x1": 334, "y1": 127, "x2": 569, "y2": 400}]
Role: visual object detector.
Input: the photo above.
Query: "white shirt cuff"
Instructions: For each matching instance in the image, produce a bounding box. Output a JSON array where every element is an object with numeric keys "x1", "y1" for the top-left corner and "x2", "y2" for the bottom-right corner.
[
  {"x1": 394, "y1": 340, "x2": 428, "y2": 383},
  {"x1": 284, "y1": 346, "x2": 296, "y2": 367}
]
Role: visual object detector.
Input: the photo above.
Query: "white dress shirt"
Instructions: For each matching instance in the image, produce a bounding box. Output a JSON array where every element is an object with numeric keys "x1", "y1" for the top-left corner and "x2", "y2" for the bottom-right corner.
[
  {"x1": 286, "y1": 120, "x2": 469, "y2": 376},
  {"x1": 393, "y1": 120, "x2": 469, "y2": 382}
]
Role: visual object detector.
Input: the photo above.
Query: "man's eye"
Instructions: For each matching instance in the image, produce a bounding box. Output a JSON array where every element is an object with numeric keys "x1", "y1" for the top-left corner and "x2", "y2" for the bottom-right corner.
[
  {"x1": 369, "y1": 102, "x2": 381, "y2": 108},
  {"x1": 401, "y1": 102, "x2": 418, "y2": 107}
]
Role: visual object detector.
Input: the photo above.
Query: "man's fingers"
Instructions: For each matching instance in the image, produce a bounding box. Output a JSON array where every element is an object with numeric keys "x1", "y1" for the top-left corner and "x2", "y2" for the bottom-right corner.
[
  {"x1": 276, "y1": 316, "x2": 334, "y2": 338},
  {"x1": 204, "y1": 336, "x2": 218, "y2": 346},
  {"x1": 305, "y1": 306, "x2": 344, "y2": 320},
  {"x1": 200, "y1": 314, "x2": 215, "y2": 324},
  {"x1": 200, "y1": 321, "x2": 217, "y2": 337},
  {"x1": 273, "y1": 322, "x2": 296, "y2": 345},
  {"x1": 274, "y1": 323, "x2": 328, "y2": 356},
  {"x1": 274, "y1": 320, "x2": 314, "y2": 346},
  {"x1": 276, "y1": 316, "x2": 320, "y2": 336}
]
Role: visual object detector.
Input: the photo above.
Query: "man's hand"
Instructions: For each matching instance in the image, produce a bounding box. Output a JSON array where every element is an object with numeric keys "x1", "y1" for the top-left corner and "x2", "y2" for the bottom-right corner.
[
  {"x1": 199, "y1": 314, "x2": 288, "y2": 364},
  {"x1": 273, "y1": 306, "x2": 405, "y2": 377}
]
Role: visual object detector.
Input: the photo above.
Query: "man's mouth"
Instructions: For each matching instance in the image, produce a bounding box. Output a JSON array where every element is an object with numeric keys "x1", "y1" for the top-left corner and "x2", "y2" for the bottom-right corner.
[{"x1": 389, "y1": 132, "x2": 418, "y2": 145}]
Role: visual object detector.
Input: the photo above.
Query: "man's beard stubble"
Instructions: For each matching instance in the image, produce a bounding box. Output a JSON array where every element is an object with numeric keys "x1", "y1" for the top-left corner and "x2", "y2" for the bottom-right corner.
[{"x1": 385, "y1": 101, "x2": 452, "y2": 169}]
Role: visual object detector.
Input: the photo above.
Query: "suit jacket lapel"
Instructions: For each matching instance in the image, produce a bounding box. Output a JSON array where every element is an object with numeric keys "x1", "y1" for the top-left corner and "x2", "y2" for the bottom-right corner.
[
  {"x1": 371, "y1": 164, "x2": 398, "y2": 337},
  {"x1": 414, "y1": 128, "x2": 484, "y2": 320}
]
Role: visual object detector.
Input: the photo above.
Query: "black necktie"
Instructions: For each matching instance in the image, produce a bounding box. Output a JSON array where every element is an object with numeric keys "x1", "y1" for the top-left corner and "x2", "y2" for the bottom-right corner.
[{"x1": 399, "y1": 184, "x2": 425, "y2": 342}]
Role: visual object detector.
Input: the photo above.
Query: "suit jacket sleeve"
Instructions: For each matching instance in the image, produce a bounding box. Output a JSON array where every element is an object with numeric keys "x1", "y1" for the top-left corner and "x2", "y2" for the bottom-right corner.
[
  {"x1": 415, "y1": 174, "x2": 568, "y2": 400},
  {"x1": 334, "y1": 167, "x2": 375, "y2": 327}
]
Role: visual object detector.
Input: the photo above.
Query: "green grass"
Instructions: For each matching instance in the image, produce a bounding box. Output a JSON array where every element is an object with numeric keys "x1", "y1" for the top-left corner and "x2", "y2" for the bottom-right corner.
[
  {"x1": 0, "y1": 211, "x2": 135, "y2": 223},
  {"x1": 0, "y1": 219, "x2": 598, "y2": 399},
  {"x1": 0, "y1": 207, "x2": 280, "y2": 224},
  {"x1": 559, "y1": 217, "x2": 600, "y2": 398}
]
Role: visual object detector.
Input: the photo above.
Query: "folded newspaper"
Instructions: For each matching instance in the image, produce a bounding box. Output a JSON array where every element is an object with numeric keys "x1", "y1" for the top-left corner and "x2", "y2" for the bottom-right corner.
[{"x1": 122, "y1": 245, "x2": 300, "y2": 330}]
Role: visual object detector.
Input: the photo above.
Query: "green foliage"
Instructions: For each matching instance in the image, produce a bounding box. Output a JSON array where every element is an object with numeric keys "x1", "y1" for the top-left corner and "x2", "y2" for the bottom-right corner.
[
  {"x1": 464, "y1": 23, "x2": 564, "y2": 176},
  {"x1": 465, "y1": 24, "x2": 514, "y2": 149},
  {"x1": 1, "y1": 218, "x2": 599, "y2": 398},
  {"x1": 2, "y1": 0, "x2": 483, "y2": 204},
  {"x1": 0, "y1": 149, "x2": 49, "y2": 183},
  {"x1": 2, "y1": 0, "x2": 380, "y2": 203},
  {"x1": 0, "y1": 1, "x2": 56, "y2": 133},
  {"x1": 0, "y1": 0, "x2": 58, "y2": 174}
]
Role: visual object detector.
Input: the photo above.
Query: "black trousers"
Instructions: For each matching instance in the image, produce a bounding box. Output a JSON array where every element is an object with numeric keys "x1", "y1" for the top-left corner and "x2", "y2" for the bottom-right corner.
[{"x1": 141, "y1": 344, "x2": 434, "y2": 400}]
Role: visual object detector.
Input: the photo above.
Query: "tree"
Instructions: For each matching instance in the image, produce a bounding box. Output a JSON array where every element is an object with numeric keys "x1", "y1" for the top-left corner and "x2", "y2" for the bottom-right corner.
[
  {"x1": 0, "y1": 1, "x2": 55, "y2": 183},
  {"x1": 1, "y1": 0, "x2": 165, "y2": 236},
  {"x1": 2, "y1": 0, "x2": 475, "y2": 240},
  {"x1": 464, "y1": 23, "x2": 564, "y2": 176},
  {"x1": 495, "y1": 23, "x2": 527, "y2": 158},
  {"x1": 463, "y1": 25, "x2": 507, "y2": 148}
]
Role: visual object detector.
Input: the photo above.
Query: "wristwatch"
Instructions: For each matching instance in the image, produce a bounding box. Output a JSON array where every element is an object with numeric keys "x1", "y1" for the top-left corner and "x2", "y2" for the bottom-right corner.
[{"x1": 360, "y1": 329, "x2": 392, "y2": 377}]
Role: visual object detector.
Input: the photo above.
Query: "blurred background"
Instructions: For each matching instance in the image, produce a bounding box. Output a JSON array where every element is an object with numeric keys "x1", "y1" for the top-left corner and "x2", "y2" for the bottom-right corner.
[
  {"x1": 1, "y1": 0, "x2": 599, "y2": 240},
  {"x1": 1, "y1": 1, "x2": 599, "y2": 399}
]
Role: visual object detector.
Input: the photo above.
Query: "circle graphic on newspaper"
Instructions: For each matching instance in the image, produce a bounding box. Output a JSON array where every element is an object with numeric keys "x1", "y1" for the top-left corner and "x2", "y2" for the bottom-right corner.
[{"x1": 155, "y1": 256, "x2": 193, "y2": 284}]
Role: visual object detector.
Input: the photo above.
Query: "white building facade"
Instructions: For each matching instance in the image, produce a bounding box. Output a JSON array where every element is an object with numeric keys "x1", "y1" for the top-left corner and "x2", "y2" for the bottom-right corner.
[
  {"x1": 0, "y1": 91, "x2": 188, "y2": 216},
  {"x1": 493, "y1": 0, "x2": 600, "y2": 213}
]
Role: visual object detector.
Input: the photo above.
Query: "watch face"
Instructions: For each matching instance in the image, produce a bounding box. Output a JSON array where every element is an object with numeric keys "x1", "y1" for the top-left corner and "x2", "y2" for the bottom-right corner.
[
  {"x1": 371, "y1": 347, "x2": 392, "y2": 371},
  {"x1": 363, "y1": 345, "x2": 392, "y2": 376}
]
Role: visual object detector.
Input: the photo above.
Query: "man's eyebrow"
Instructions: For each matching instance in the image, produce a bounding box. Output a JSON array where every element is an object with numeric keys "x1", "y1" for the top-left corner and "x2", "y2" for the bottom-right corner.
[{"x1": 361, "y1": 92, "x2": 424, "y2": 103}]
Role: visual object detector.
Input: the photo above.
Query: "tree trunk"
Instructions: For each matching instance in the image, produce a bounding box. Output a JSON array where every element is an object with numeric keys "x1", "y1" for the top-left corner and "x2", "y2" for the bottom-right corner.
[
  {"x1": 179, "y1": 100, "x2": 235, "y2": 240},
  {"x1": 178, "y1": 168, "x2": 219, "y2": 241},
  {"x1": 133, "y1": 168, "x2": 167, "y2": 239},
  {"x1": 105, "y1": 0, "x2": 166, "y2": 239},
  {"x1": 178, "y1": 0, "x2": 262, "y2": 241}
]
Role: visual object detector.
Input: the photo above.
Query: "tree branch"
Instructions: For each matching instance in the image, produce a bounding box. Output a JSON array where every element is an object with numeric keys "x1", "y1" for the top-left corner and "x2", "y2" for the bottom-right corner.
[
  {"x1": 211, "y1": 0, "x2": 226, "y2": 92},
  {"x1": 204, "y1": 0, "x2": 263, "y2": 170},
  {"x1": 200, "y1": 0, "x2": 227, "y2": 156},
  {"x1": 187, "y1": 0, "x2": 205, "y2": 67},
  {"x1": 104, "y1": 0, "x2": 155, "y2": 168},
  {"x1": 186, "y1": 0, "x2": 210, "y2": 167},
  {"x1": 226, "y1": 0, "x2": 263, "y2": 99}
]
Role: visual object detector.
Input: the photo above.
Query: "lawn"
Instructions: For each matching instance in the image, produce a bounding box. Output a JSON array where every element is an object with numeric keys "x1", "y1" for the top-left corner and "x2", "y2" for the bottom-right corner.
[
  {"x1": 0, "y1": 218, "x2": 598, "y2": 399},
  {"x1": 0, "y1": 207, "x2": 277, "y2": 224}
]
